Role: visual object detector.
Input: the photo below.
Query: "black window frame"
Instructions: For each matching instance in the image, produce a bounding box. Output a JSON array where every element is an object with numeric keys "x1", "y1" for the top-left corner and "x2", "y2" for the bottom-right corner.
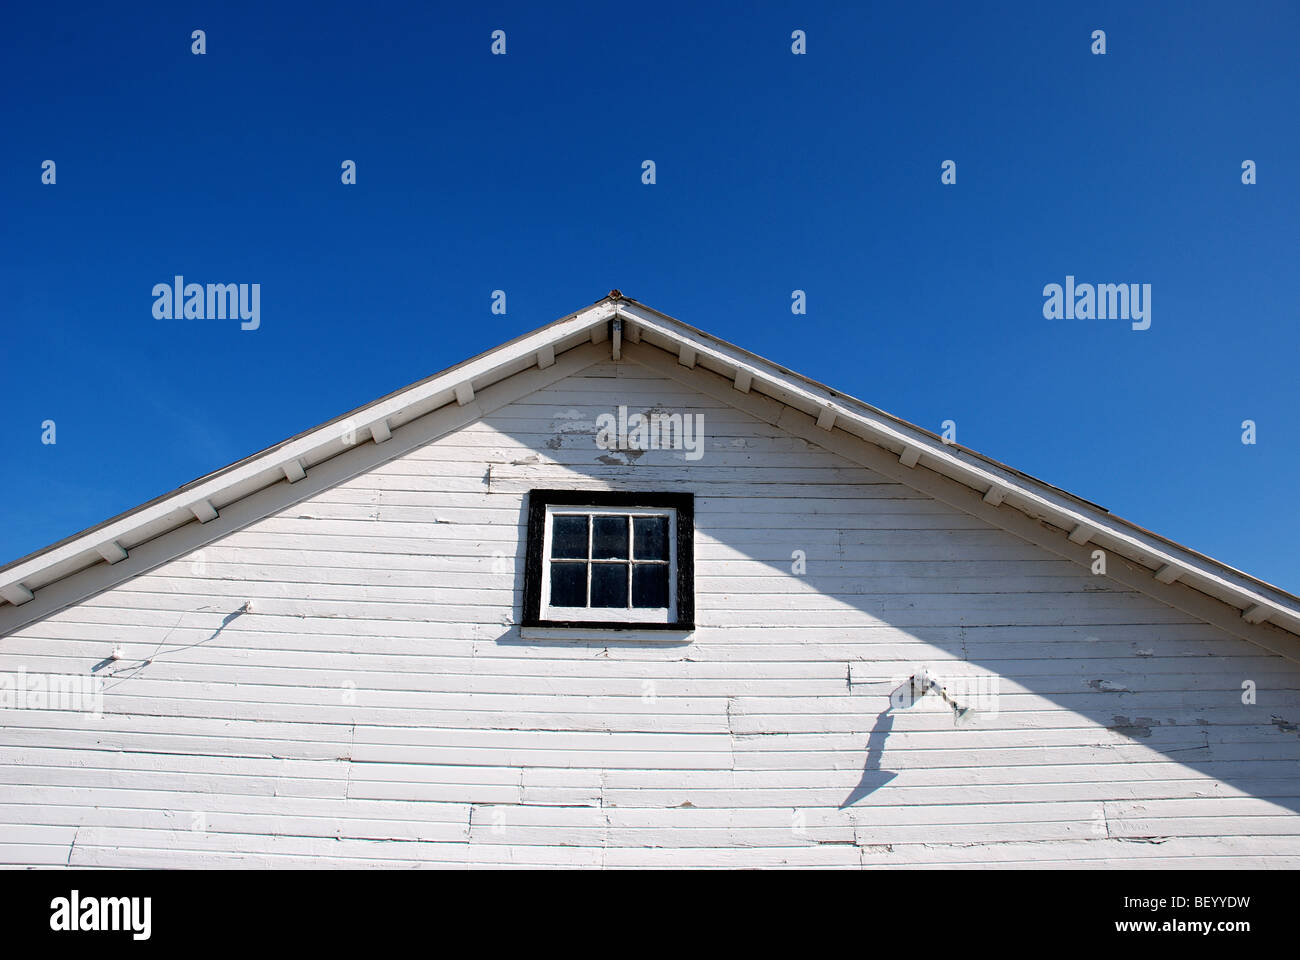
[{"x1": 523, "y1": 490, "x2": 694, "y2": 630}]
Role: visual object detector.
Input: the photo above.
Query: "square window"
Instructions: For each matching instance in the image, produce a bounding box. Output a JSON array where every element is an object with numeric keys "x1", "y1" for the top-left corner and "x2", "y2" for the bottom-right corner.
[{"x1": 523, "y1": 491, "x2": 694, "y2": 630}]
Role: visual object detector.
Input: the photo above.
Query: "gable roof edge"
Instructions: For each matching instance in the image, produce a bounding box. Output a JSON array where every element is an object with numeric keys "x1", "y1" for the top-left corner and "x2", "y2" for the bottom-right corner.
[
  {"x1": 610, "y1": 299, "x2": 1300, "y2": 641},
  {"x1": 0, "y1": 298, "x2": 618, "y2": 606}
]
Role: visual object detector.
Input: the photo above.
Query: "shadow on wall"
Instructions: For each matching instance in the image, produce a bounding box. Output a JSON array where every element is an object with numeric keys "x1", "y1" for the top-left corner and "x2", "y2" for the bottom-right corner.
[
  {"x1": 840, "y1": 706, "x2": 898, "y2": 808},
  {"x1": 484, "y1": 386, "x2": 1300, "y2": 828},
  {"x1": 91, "y1": 601, "x2": 252, "y2": 686}
]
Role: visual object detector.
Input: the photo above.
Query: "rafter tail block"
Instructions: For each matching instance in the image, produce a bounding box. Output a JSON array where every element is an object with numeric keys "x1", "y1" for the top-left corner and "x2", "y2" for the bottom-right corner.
[{"x1": 190, "y1": 500, "x2": 219, "y2": 524}]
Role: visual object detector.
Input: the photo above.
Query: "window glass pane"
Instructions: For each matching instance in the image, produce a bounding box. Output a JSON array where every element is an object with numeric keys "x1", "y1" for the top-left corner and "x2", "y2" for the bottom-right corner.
[
  {"x1": 632, "y1": 563, "x2": 669, "y2": 609},
  {"x1": 592, "y1": 515, "x2": 629, "y2": 559},
  {"x1": 590, "y1": 563, "x2": 629, "y2": 607},
  {"x1": 551, "y1": 515, "x2": 589, "y2": 559},
  {"x1": 549, "y1": 561, "x2": 587, "y2": 607},
  {"x1": 633, "y1": 516, "x2": 669, "y2": 560}
]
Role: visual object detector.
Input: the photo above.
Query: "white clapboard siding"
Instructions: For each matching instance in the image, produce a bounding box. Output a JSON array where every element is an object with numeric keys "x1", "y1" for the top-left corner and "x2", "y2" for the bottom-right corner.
[{"x1": 2, "y1": 357, "x2": 1300, "y2": 868}]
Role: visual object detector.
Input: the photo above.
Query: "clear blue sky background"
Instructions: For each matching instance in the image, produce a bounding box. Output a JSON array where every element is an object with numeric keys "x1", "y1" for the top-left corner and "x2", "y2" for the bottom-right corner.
[{"x1": 2, "y1": 2, "x2": 1297, "y2": 590}]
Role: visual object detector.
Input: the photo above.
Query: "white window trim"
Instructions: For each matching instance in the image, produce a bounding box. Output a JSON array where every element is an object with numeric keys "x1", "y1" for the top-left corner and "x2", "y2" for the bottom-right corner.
[{"x1": 539, "y1": 504, "x2": 677, "y2": 624}]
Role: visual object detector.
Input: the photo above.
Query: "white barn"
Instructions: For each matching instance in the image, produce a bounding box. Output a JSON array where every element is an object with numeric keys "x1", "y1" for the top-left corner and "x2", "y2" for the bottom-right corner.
[{"x1": 3, "y1": 292, "x2": 1300, "y2": 869}]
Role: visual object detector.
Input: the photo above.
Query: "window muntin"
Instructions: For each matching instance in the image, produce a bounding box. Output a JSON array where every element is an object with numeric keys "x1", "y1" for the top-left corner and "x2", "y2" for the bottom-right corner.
[{"x1": 541, "y1": 505, "x2": 676, "y2": 623}]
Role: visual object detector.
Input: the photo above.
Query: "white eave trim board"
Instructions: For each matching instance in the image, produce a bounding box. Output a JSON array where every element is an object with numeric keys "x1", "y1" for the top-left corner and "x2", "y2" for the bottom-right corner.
[
  {"x1": 0, "y1": 302, "x2": 618, "y2": 603},
  {"x1": 610, "y1": 317, "x2": 1300, "y2": 633},
  {"x1": 0, "y1": 338, "x2": 610, "y2": 627},
  {"x1": 625, "y1": 339, "x2": 1300, "y2": 655}
]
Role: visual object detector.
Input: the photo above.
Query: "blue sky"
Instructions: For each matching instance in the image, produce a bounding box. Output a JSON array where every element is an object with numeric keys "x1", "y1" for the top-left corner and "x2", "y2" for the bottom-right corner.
[{"x1": 3, "y1": 2, "x2": 1298, "y2": 590}]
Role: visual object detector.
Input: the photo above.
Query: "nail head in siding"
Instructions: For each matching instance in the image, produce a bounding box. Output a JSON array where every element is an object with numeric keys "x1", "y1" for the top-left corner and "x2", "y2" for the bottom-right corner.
[
  {"x1": 536, "y1": 345, "x2": 555, "y2": 369},
  {"x1": 816, "y1": 407, "x2": 836, "y2": 431},
  {"x1": 190, "y1": 500, "x2": 219, "y2": 524},
  {"x1": 899, "y1": 446, "x2": 921, "y2": 468},
  {"x1": 678, "y1": 345, "x2": 696, "y2": 368},
  {"x1": 370, "y1": 419, "x2": 392, "y2": 443},
  {"x1": 0, "y1": 583, "x2": 34, "y2": 605},
  {"x1": 283, "y1": 459, "x2": 307, "y2": 483},
  {"x1": 95, "y1": 541, "x2": 128, "y2": 564},
  {"x1": 1154, "y1": 563, "x2": 1180, "y2": 584},
  {"x1": 733, "y1": 369, "x2": 752, "y2": 394},
  {"x1": 1068, "y1": 523, "x2": 1093, "y2": 545},
  {"x1": 455, "y1": 382, "x2": 475, "y2": 406}
]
